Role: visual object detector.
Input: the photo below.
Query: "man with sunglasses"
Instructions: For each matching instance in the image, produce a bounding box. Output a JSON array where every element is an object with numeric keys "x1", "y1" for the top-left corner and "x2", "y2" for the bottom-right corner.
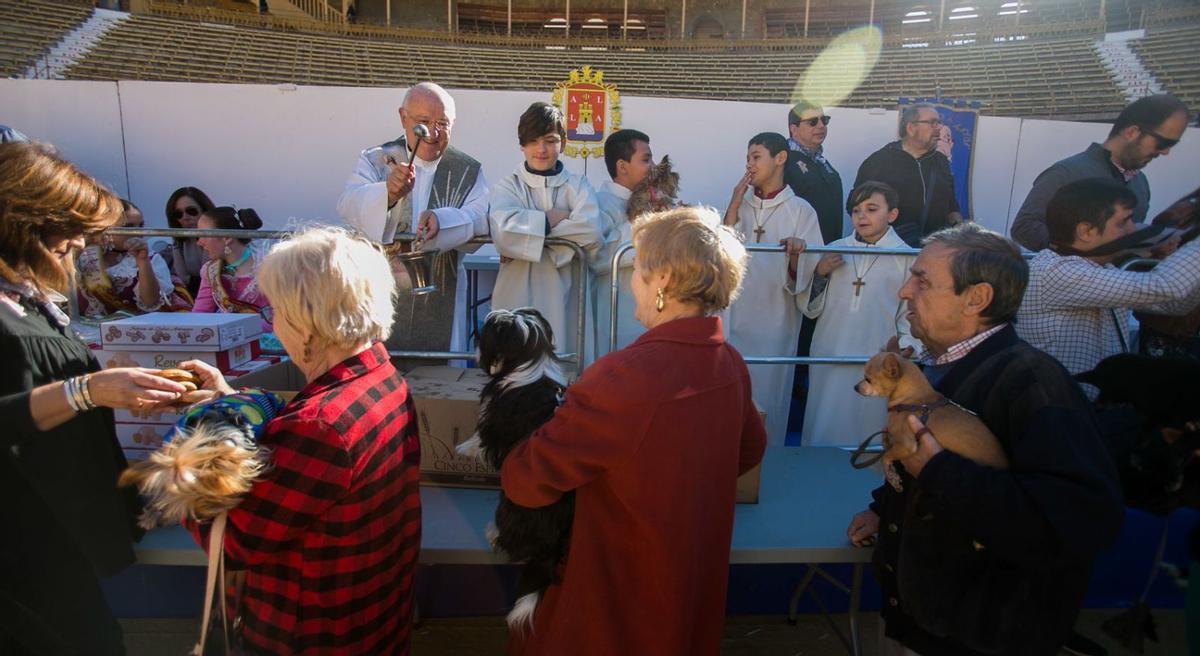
[
  {"x1": 1012, "y1": 94, "x2": 1189, "y2": 252},
  {"x1": 854, "y1": 103, "x2": 965, "y2": 247},
  {"x1": 785, "y1": 102, "x2": 844, "y2": 244}
]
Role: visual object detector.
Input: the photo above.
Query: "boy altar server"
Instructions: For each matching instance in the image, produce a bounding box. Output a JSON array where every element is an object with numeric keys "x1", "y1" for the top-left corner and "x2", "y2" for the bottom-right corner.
[
  {"x1": 725, "y1": 132, "x2": 824, "y2": 444},
  {"x1": 489, "y1": 102, "x2": 603, "y2": 359},
  {"x1": 803, "y1": 181, "x2": 921, "y2": 446}
]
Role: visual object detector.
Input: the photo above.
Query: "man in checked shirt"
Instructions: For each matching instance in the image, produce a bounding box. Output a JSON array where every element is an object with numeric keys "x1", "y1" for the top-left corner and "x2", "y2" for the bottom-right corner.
[{"x1": 1016, "y1": 177, "x2": 1200, "y2": 399}]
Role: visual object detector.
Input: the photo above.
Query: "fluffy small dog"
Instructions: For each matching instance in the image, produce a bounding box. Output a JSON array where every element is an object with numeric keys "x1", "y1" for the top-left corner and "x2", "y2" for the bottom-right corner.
[
  {"x1": 118, "y1": 390, "x2": 284, "y2": 530},
  {"x1": 455, "y1": 308, "x2": 571, "y2": 633},
  {"x1": 625, "y1": 154, "x2": 680, "y2": 222},
  {"x1": 855, "y1": 352, "x2": 1008, "y2": 491}
]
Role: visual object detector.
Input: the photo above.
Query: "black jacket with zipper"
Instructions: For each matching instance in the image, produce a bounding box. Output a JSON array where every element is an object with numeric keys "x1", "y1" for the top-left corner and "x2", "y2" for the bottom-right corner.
[{"x1": 854, "y1": 141, "x2": 960, "y2": 246}]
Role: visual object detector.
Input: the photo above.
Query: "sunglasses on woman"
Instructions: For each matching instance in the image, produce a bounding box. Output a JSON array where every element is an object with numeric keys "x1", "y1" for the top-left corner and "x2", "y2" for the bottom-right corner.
[
  {"x1": 171, "y1": 206, "x2": 201, "y2": 221},
  {"x1": 800, "y1": 116, "x2": 832, "y2": 127}
]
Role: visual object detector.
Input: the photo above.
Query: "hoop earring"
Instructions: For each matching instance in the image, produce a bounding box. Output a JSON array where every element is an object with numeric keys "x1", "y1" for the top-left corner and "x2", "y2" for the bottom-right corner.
[
  {"x1": 655, "y1": 288, "x2": 665, "y2": 312},
  {"x1": 223, "y1": 244, "x2": 232, "y2": 256}
]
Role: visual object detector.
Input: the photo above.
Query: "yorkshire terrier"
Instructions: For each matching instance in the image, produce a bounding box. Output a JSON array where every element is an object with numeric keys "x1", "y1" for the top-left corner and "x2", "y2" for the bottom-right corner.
[
  {"x1": 455, "y1": 308, "x2": 571, "y2": 633},
  {"x1": 118, "y1": 389, "x2": 285, "y2": 530},
  {"x1": 625, "y1": 154, "x2": 680, "y2": 222}
]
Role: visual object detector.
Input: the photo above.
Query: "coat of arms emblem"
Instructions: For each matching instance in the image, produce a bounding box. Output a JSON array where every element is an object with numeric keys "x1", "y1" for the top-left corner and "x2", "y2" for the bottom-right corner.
[{"x1": 551, "y1": 66, "x2": 621, "y2": 159}]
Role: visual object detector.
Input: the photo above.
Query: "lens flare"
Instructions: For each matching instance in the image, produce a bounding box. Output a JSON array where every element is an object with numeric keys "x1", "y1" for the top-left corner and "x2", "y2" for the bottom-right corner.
[{"x1": 792, "y1": 26, "x2": 884, "y2": 108}]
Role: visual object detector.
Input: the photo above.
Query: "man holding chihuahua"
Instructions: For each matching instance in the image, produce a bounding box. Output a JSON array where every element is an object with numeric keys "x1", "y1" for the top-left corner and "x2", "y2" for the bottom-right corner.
[
  {"x1": 847, "y1": 223, "x2": 1122, "y2": 656},
  {"x1": 337, "y1": 82, "x2": 489, "y2": 358}
]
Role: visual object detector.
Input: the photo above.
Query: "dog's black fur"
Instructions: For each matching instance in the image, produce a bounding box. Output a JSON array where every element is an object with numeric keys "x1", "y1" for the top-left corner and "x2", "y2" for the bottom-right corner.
[
  {"x1": 1078, "y1": 353, "x2": 1200, "y2": 513},
  {"x1": 472, "y1": 308, "x2": 574, "y2": 625}
]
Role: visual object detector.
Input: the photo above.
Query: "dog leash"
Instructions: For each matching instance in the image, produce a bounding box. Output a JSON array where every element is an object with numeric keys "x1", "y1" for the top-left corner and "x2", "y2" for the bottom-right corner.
[
  {"x1": 193, "y1": 512, "x2": 230, "y2": 656},
  {"x1": 848, "y1": 398, "x2": 954, "y2": 470}
]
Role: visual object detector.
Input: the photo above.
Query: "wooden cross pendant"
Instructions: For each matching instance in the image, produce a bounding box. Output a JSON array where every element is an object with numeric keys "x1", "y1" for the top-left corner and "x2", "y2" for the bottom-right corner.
[
  {"x1": 753, "y1": 224, "x2": 765, "y2": 241},
  {"x1": 852, "y1": 277, "x2": 866, "y2": 296}
]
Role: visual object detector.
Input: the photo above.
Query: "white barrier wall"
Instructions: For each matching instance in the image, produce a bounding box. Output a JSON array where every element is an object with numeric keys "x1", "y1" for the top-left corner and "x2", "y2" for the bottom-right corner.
[{"x1": 2, "y1": 78, "x2": 1198, "y2": 236}]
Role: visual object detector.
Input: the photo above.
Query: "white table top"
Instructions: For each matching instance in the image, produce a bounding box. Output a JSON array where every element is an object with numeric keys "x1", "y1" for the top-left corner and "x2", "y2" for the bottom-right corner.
[{"x1": 134, "y1": 447, "x2": 880, "y2": 567}]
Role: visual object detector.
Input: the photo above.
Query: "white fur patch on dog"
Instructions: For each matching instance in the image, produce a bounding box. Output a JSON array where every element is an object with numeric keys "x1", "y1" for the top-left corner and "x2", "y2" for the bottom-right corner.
[
  {"x1": 456, "y1": 433, "x2": 484, "y2": 459},
  {"x1": 499, "y1": 354, "x2": 567, "y2": 392},
  {"x1": 506, "y1": 591, "x2": 540, "y2": 634}
]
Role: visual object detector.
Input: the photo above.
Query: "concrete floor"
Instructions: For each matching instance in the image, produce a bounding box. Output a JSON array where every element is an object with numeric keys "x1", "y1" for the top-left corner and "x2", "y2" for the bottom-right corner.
[{"x1": 120, "y1": 609, "x2": 1188, "y2": 655}]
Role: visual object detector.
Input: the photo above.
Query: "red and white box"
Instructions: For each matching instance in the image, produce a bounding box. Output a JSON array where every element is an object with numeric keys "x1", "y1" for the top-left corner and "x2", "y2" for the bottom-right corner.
[
  {"x1": 101, "y1": 313, "x2": 261, "y2": 352},
  {"x1": 115, "y1": 422, "x2": 174, "y2": 450},
  {"x1": 94, "y1": 341, "x2": 260, "y2": 373}
]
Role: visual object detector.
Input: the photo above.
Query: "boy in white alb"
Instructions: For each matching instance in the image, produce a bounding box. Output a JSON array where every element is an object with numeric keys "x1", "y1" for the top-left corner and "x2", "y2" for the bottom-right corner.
[
  {"x1": 802, "y1": 181, "x2": 921, "y2": 447},
  {"x1": 489, "y1": 102, "x2": 603, "y2": 359},
  {"x1": 725, "y1": 132, "x2": 824, "y2": 445},
  {"x1": 593, "y1": 129, "x2": 655, "y2": 361}
]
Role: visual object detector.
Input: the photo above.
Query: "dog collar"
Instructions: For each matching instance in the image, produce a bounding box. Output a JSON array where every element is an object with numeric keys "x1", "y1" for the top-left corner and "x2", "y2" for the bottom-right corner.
[{"x1": 887, "y1": 397, "x2": 952, "y2": 425}]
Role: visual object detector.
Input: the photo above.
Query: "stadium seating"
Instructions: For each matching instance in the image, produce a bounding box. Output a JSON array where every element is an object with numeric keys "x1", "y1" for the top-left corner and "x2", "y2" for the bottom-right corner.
[
  {"x1": 1130, "y1": 23, "x2": 1200, "y2": 109},
  {"x1": 0, "y1": 0, "x2": 1149, "y2": 120},
  {"x1": 0, "y1": 0, "x2": 92, "y2": 78}
]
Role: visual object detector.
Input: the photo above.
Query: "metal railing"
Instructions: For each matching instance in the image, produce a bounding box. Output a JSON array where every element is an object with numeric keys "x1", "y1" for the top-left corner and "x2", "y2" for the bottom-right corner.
[
  {"x1": 95, "y1": 228, "x2": 590, "y2": 368},
  {"x1": 607, "y1": 240, "x2": 1055, "y2": 362}
]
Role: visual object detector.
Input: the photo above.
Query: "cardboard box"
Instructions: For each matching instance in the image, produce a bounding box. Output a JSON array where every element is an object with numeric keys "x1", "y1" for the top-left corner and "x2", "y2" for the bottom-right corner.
[
  {"x1": 229, "y1": 359, "x2": 305, "y2": 403},
  {"x1": 735, "y1": 405, "x2": 769, "y2": 504},
  {"x1": 123, "y1": 446, "x2": 155, "y2": 462},
  {"x1": 114, "y1": 404, "x2": 188, "y2": 425},
  {"x1": 404, "y1": 366, "x2": 493, "y2": 488},
  {"x1": 214, "y1": 360, "x2": 765, "y2": 503},
  {"x1": 101, "y1": 312, "x2": 261, "y2": 351},
  {"x1": 115, "y1": 422, "x2": 175, "y2": 450},
  {"x1": 94, "y1": 341, "x2": 260, "y2": 372}
]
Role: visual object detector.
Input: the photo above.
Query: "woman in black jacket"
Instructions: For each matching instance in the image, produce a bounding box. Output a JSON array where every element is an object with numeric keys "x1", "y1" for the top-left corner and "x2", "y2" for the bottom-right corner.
[{"x1": 0, "y1": 142, "x2": 189, "y2": 655}]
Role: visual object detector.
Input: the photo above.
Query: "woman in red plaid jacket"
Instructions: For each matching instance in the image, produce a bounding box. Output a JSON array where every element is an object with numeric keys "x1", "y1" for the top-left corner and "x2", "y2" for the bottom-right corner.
[{"x1": 183, "y1": 227, "x2": 420, "y2": 655}]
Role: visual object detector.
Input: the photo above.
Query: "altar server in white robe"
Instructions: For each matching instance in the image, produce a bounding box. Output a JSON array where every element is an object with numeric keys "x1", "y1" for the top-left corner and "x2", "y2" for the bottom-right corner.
[
  {"x1": 336, "y1": 82, "x2": 489, "y2": 357},
  {"x1": 802, "y1": 181, "x2": 922, "y2": 447},
  {"x1": 725, "y1": 132, "x2": 824, "y2": 445},
  {"x1": 592, "y1": 128, "x2": 654, "y2": 360},
  {"x1": 489, "y1": 101, "x2": 603, "y2": 360}
]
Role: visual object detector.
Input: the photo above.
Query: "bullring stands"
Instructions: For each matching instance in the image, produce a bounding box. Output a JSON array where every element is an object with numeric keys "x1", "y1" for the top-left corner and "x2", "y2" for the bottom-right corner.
[
  {"x1": 1130, "y1": 23, "x2": 1200, "y2": 110},
  {"x1": 0, "y1": 0, "x2": 91, "y2": 77}
]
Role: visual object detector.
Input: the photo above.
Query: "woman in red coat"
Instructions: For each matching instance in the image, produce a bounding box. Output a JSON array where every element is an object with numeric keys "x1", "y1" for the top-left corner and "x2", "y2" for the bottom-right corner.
[{"x1": 501, "y1": 206, "x2": 767, "y2": 656}]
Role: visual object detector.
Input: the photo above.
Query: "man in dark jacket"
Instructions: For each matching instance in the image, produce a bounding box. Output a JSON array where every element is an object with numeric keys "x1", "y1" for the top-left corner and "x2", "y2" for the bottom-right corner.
[
  {"x1": 785, "y1": 101, "x2": 844, "y2": 244},
  {"x1": 1010, "y1": 94, "x2": 1188, "y2": 252},
  {"x1": 846, "y1": 224, "x2": 1123, "y2": 656},
  {"x1": 854, "y1": 104, "x2": 964, "y2": 246}
]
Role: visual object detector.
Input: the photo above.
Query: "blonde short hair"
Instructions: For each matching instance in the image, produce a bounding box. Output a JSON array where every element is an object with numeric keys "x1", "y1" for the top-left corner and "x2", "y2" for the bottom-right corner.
[
  {"x1": 258, "y1": 227, "x2": 396, "y2": 349},
  {"x1": 631, "y1": 206, "x2": 747, "y2": 314}
]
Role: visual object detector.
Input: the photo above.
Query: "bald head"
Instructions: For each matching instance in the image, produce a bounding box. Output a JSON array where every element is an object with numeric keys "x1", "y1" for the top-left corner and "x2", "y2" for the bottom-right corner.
[
  {"x1": 399, "y1": 82, "x2": 456, "y2": 161},
  {"x1": 402, "y1": 82, "x2": 456, "y2": 123}
]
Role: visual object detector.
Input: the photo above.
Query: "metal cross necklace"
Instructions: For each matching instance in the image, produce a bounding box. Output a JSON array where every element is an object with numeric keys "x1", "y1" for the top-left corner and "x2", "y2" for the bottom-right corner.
[
  {"x1": 850, "y1": 238, "x2": 881, "y2": 297},
  {"x1": 752, "y1": 203, "x2": 783, "y2": 242}
]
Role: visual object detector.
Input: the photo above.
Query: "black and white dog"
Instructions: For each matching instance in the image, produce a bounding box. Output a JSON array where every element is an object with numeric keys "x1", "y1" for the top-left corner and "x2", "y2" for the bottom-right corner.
[{"x1": 456, "y1": 307, "x2": 573, "y2": 633}]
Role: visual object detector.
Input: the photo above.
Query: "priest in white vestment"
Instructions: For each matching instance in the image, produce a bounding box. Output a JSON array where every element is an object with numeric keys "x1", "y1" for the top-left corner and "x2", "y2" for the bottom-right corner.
[
  {"x1": 802, "y1": 181, "x2": 922, "y2": 447},
  {"x1": 725, "y1": 132, "x2": 824, "y2": 445},
  {"x1": 489, "y1": 102, "x2": 603, "y2": 361},
  {"x1": 336, "y1": 82, "x2": 489, "y2": 359},
  {"x1": 592, "y1": 129, "x2": 655, "y2": 361}
]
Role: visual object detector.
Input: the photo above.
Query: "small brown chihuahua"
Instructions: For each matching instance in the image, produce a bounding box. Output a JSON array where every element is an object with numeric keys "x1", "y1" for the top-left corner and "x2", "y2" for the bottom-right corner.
[{"x1": 855, "y1": 351, "x2": 1009, "y2": 491}]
